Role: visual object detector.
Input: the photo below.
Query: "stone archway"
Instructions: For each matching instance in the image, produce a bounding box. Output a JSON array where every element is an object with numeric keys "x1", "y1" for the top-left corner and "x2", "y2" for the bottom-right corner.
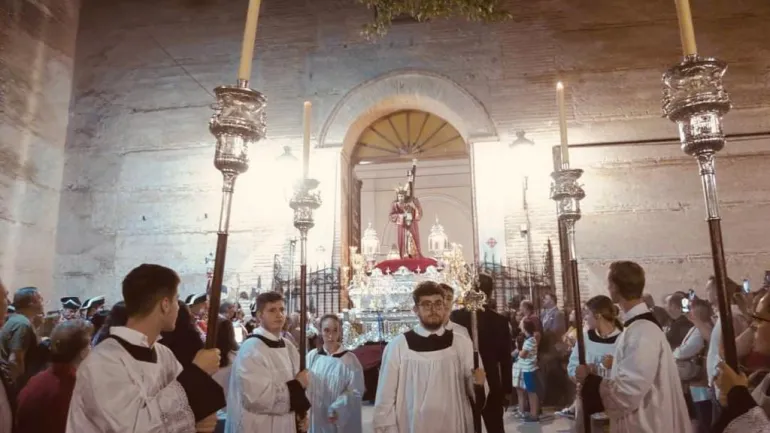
[
  {"x1": 320, "y1": 70, "x2": 498, "y2": 290},
  {"x1": 319, "y1": 69, "x2": 498, "y2": 150}
]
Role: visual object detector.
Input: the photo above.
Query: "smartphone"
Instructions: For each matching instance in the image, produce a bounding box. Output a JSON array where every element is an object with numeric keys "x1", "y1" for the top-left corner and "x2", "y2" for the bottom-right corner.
[
  {"x1": 743, "y1": 279, "x2": 751, "y2": 294},
  {"x1": 681, "y1": 297, "x2": 690, "y2": 313}
]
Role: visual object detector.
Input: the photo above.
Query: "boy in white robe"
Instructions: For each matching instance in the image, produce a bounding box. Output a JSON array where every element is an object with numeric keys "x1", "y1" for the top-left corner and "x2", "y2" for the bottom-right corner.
[
  {"x1": 373, "y1": 281, "x2": 486, "y2": 433},
  {"x1": 226, "y1": 291, "x2": 311, "y2": 433},
  {"x1": 67, "y1": 264, "x2": 225, "y2": 433},
  {"x1": 576, "y1": 261, "x2": 691, "y2": 433}
]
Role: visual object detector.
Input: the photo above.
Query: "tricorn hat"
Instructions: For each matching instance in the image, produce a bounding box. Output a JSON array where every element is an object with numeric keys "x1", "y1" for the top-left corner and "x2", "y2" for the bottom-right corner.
[
  {"x1": 61, "y1": 296, "x2": 82, "y2": 310},
  {"x1": 186, "y1": 293, "x2": 207, "y2": 307},
  {"x1": 82, "y1": 295, "x2": 105, "y2": 310}
]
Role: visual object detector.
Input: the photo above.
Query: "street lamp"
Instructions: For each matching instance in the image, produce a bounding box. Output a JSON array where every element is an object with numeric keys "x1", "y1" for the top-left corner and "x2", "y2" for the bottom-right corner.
[{"x1": 510, "y1": 130, "x2": 536, "y2": 304}]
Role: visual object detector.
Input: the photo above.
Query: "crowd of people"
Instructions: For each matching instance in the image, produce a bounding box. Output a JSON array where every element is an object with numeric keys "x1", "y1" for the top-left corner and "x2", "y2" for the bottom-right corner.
[{"x1": 1, "y1": 260, "x2": 770, "y2": 432}]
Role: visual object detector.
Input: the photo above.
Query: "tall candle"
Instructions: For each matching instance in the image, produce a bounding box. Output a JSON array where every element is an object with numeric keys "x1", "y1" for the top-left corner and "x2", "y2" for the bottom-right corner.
[
  {"x1": 674, "y1": 0, "x2": 697, "y2": 57},
  {"x1": 556, "y1": 81, "x2": 570, "y2": 168},
  {"x1": 303, "y1": 101, "x2": 312, "y2": 179},
  {"x1": 237, "y1": 0, "x2": 263, "y2": 83}
]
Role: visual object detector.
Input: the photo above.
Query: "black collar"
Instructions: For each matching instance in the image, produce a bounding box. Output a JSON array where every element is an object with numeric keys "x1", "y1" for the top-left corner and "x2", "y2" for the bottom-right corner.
[
  {"x1": 404, "y1": 330, "x2": 454, "y2": 352},
  {"x1": 624, "y1": 312, "x2": 662, "y2": 330},
  {"x1": 246, "y1": 334, "x2": 286, "y2": 348},
  {"x1": 318, "y1": 347, "x2": 349, "y2": 358},
  {"x1": 107, "y1": 335, "x2": 158, "y2": 363},
  {"x1": 587, "y1": 329, "x2": 620, "y2": 344}
]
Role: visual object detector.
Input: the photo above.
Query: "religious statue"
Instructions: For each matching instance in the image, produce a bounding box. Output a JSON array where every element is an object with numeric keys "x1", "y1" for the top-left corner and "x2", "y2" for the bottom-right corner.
[{"x1": 389, "y1": 160, "x2": 422, "y2": 258}]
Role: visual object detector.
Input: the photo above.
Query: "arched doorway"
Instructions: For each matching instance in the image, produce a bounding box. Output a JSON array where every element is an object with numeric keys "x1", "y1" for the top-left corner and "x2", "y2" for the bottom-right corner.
[
  {"x1": 340, "y1": 109, "x2": 476, "y2": 304},
  {"x1": 319, "y1": 70, "x2": 500, "y2": 301}
]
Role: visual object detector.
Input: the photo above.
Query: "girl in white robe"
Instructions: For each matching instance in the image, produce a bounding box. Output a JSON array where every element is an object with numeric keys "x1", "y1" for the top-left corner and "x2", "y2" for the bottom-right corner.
[
  {"x1": 579, "y1": 301, "x2": 692, "y2": 433},
  {"x1": 307, "y1": 314, "x2": 364, "y2": 433},
  {"x1": 567, "y1": 295, "x2": 623, "y2": 432}
]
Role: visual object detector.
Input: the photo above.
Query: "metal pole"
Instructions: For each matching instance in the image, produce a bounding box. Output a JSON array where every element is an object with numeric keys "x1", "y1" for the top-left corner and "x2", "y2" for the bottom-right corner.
[
  {"x1": 290, "y1": 177, "x2": 322, "y2": 432},
  {"x1": 204, "y1": 82, "x2": 266, "y2": 349},
  {"x1": 464, "y1": 280, "x2": 486, "y2": 433},
  {"x1": 662, "y1": 55, "x2": 737, "y2": 369},
  {"x1": 551, "y1": 166, "x2": 589, "y2": 432}
]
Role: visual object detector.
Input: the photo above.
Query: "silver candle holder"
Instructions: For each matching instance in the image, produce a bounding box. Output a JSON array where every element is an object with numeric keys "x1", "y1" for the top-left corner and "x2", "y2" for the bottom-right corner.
[
  {"x1": 204, "y1": 84, "x2": 267, "y2": 349},
  {"x1": 662, "y1": 54, "x2": 737, "y2": 368},
  {"x1": 550, "y1": 165, "x2": 590, "y2": 432},
  {"x1": 290, "y1": 177, "x2": 322, "y2": 370}
]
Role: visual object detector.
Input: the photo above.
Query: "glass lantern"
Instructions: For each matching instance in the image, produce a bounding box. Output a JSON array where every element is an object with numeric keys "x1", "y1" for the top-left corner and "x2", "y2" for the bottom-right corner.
[
  {"x1": 386, "y1": 244, "x2": 400, "y2": 260},
  {"x1": 428, "y1": 218, "x2": 450, "y2": 258},
  {"x1": 361, "y1": 222, "x2": 380, "y2": 263}
]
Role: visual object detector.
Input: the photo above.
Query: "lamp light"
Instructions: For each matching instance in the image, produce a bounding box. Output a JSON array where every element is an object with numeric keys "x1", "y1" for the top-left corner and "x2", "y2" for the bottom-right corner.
[{"x1": 361, "y1": 222, "x2": 380, "y2": 263}]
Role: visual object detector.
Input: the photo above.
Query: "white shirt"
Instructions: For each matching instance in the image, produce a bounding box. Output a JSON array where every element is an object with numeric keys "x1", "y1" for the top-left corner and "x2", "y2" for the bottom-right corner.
[
  {"x1": 707, "y1": 305, "x2": 745, "y2": 390},
  {"x1": 443, "y1": 321, "x2": 471, "y2": 340},
  {"x1": 674, "y1": 326, "x2": 705, "y2": 360}
]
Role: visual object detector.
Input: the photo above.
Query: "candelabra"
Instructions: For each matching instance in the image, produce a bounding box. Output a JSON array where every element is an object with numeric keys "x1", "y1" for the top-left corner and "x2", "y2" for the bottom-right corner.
[
  {"x1": 204, "y1": 84, "x2": 266, "y2": 349},
  {"x1": 663, "y1": 55, "x2": 737, "y2": 369},
  {"x1": 289, "y1": 178, "x2": 322, "y2": 368},
  {"x1": 550, "y1": 164, "x2": 590, "y2": 432}
]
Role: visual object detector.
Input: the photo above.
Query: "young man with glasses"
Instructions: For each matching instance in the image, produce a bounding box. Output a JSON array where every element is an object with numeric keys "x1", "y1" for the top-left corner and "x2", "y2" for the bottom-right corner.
[{"x1": 373, "y1": 281, "x2": 486, "y2": 433}]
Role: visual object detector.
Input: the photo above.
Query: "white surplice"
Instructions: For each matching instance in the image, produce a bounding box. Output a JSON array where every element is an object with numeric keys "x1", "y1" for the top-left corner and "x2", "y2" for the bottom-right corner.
[
  {"x1": 444, "y1": 320, "x2": 470, "y2": 340},
  {"x1": 66, "y1": 327, "x2": 196, "y2": 433},
  {"x1": 307, "y1": 347, "x2": 365, "y2": 433},
  {"x1": 373, "y1": 324, "x2": 486, "y2": 433},
  {"x1": 225, "y1": 327, "x2": 303, "y2": 433},
  {"x1": 586, "y1": 303, "x2": 691, "y2": 433}
]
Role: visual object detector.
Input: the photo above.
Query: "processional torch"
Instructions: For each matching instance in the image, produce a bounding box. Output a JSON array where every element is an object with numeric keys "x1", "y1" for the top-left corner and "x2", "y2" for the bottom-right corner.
[
  {"x1": 551, "y1": 82, "x2": 591, "y2": 433},
  {"x1": 290, "y1": 101, "x2": 322, "y2": 432},
  {"x1": 663, "y1": 0, "x2": 737, "y2": 369},
  {"x1": 198, "y1": 1, "x2": 265, "y2": 432},
  {"x1": 204, "y1": 0, "x2": 266, "y2": 351}
]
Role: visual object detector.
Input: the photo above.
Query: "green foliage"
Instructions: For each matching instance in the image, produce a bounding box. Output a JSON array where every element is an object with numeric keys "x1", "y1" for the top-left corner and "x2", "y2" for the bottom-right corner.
[{"x1": 357, "y1": 0, "x2": 512, "y2": 39}]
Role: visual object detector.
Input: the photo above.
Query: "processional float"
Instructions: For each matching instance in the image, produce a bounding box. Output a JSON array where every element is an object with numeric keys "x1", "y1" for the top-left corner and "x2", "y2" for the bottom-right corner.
[
  {"x1": 664, "y1": 0, "x2": 737, "y2": 368},
  {"x1": 551, "y1": 81, "x2": 591, "y2": 432}
]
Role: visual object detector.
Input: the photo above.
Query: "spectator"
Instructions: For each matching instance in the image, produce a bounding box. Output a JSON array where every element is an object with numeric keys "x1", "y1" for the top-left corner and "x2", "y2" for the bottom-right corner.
[
  {"x1": 91, "y1": 302, "x2": 128, "y2": 346},
  {"x1": 0, "y1": 287, "x2": 45, "y2": 390},
  {"x1": 666, "y1": 291, "x2": 694, "y2": 349},
  {"x1": 643, "y1": 293, "x2": 671, "y2": 329},
  {"x1": 16, "y1": 319, "x2": 93, "y2": 433},
  {"x1": 674, "y1": 298, "x2": 713, "y2": 433}
]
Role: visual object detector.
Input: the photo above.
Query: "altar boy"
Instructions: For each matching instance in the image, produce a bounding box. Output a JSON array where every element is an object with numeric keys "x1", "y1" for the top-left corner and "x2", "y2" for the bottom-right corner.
[
  {"x1": 226, "y1": 291, "x2": 311, "y2": 433},
  {"x1": 373, "y1": 281, "x2": 487, "y2": 433},
  {"x1": 577, "y1": 261, "x2": 691, "y2": 433}
]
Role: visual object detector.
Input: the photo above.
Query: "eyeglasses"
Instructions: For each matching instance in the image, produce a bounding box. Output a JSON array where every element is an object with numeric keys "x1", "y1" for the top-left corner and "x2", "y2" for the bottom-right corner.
[{"x1": 418, "y1": 301, "x2": 445, "y2": 311}]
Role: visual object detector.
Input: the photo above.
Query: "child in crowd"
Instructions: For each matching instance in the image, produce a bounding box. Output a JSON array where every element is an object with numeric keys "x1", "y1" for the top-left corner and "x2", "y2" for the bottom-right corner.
[{"x1": 512, "y1": 317, "x2": 540, "y2": 422}]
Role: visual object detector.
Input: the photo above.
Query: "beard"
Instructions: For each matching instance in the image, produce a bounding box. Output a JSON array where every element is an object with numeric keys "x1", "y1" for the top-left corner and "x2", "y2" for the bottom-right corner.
[{"x1": 420, "y1": 314, "x2": 443, "y2": 331}]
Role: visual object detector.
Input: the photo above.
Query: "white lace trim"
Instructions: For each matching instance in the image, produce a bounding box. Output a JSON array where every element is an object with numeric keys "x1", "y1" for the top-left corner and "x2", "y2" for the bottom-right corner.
[
  {"x1": 725, "y1": 407, "x2": 770, "y2": 433},
  {"x1": 160, "y1": 380, "x2": 197, "y2": 432}
]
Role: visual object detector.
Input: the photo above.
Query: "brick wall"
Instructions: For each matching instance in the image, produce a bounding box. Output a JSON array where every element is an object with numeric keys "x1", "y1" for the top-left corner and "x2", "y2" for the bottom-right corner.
[
  {"x1": 53, "y1": 0, "x2": 770, "y2": 304},
  {"x1": 0, "y1": 0, "x2": 79, "y2": 302}
]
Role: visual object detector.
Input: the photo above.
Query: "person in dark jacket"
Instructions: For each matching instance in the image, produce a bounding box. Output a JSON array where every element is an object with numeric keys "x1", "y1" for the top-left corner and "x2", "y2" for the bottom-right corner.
[
  {"x1": 450, "y1": 273, "x2": 513, "y2": 433},
  {"x1": 159, "y1": 300, "x2": 204, "y2": 367}
]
